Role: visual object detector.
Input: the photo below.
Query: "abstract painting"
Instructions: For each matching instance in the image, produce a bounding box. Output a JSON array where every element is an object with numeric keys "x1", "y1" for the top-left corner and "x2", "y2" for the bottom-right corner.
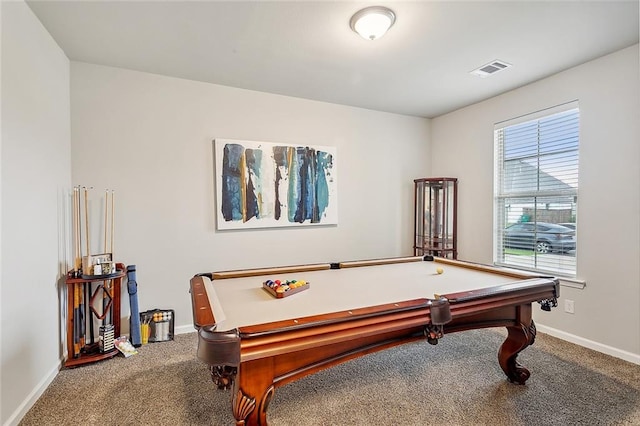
[{"x1": 214, "y1": 139, "x2": 337, "y2": 230}]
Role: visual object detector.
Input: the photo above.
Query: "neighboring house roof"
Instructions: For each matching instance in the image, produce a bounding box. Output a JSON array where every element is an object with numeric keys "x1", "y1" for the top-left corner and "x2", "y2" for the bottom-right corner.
[{"x1": 504, "y1": 160, "x2": 575, "y2": 194}]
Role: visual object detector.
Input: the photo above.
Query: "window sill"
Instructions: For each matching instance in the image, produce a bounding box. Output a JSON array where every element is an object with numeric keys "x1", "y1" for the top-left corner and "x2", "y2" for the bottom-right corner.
[
  {"x1": 494, "y1": 263, "x2": 586, "y2": 289},
  {"x1": 557, "y1": 277, "x2": 586, "y2": 289}
]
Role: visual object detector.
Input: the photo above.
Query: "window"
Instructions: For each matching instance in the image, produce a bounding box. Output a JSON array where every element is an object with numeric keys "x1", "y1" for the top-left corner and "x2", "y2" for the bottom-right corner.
[{"x1": 494, "y1": 102, "x2": 579, "y2": 277}]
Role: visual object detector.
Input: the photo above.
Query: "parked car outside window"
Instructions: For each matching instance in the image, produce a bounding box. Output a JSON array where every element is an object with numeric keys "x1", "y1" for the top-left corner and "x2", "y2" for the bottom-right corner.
[
  {"x1": 504, "y1": 222, "x2": 576, "y2": 254},
  {"x1": 558, "y1": 223, "x2": 576, "y2": 230}
]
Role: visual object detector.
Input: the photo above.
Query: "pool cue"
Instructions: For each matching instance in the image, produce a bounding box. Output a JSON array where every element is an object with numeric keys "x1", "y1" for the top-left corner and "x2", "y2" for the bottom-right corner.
[
  {"x1": 110, "y1": 190, "x2": 115, "y2": 255},
  {"x1": 72, "y1": 186, "x2": 82, "y2": 356},
  {"x1": 86, "y1": 190, "x2": 95, "y2": 342},
  {"x1": 79, "y1": 186, "x2": 84, "y2": 270},
  {"x1": 73, "y1": 186, "x2": 81, "y2": 275},
  {"x1": 104, "y1": 189, "x2": 109, "y2": 253},
  {"x1": 73, "y1": 283, "x2": 80, "y2": 357},
  {"x1": 78, "y1": 187, "x2": 89, "y2": 350},
  {"x1": 77, "y1": 186, "x2": 83, "y2": 275},
  {"x1": 78, "y1": 187, "x2": 96, "y2": 345},
  {"x1": 72, "y1": 187, "x2": 76, "y2": 274},
  {"x1": 84, "y1": 187, "x2": 90, "y2": 264},
  {"x1": 110, "y1": 190, "x2": 115, "y2": 325},
  {"x1": 79, "y1": 282, "x2": 85, "y2": 350},
  {"x1": 87, "y1": 280, "x2": 94, "y2": 346},
  {"x1": 73, "y1": 186, "x2": 77, "y2": 272}
]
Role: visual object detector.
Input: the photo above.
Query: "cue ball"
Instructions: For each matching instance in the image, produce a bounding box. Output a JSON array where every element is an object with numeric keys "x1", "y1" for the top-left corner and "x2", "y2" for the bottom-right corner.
[{"x1": 436, "y1": 267, "x2": 444, "y2": 275}]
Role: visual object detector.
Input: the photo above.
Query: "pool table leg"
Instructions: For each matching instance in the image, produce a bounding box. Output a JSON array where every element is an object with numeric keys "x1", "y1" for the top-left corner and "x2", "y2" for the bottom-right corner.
[
  {"x1": 498, "y1": 304, "x2": 536, "y2": 385},
  {"x1": 232, "y1": 358, "x2": 275, "y2": 425}
]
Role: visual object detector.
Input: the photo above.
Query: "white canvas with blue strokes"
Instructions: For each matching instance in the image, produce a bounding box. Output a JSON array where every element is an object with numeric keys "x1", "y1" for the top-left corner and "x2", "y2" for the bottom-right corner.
[{"x1": 214, "y1": 139, "x2": 338, "y2": 230}]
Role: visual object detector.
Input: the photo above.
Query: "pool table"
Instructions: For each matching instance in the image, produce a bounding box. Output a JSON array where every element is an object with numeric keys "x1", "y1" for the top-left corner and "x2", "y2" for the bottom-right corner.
[{"x1": 190, "y1": 256, "x2": 559, "y2": 426}]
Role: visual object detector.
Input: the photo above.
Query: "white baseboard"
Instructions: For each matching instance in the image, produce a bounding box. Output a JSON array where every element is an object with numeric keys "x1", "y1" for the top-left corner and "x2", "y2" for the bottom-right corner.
[
  {"x1": 2, "y1": 359, "x2": 62, "y2": 426},
  {"x1": 175, "y1": 324, "x2": 197, "y2": 335},
  {"x1": 536, "y1": 324, "x2": 640, "y2": 365}
]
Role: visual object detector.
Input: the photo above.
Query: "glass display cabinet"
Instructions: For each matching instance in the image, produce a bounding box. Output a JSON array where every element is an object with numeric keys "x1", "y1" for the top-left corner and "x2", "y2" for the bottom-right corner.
[{"x1": 414, "y1": 177, "x2": 457, "y2": 259}]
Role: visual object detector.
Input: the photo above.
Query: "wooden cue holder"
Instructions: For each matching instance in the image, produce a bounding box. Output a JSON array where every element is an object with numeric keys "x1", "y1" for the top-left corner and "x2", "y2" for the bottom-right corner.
[
  {"x1": 64, "y1": 263, "x2": 125, "y2": 368},
  {"x1": 262, "y1": 281, "x2": 310, "y2": 299}
]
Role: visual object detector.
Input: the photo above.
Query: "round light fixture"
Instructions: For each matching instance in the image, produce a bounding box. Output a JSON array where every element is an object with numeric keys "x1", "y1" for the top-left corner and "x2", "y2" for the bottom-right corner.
[{"x1": 350, "y1": 6, "x2": 396, "y2": 41}]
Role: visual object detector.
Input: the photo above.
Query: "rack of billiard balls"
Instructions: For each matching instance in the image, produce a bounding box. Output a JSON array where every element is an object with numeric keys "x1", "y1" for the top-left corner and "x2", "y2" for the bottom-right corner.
[{"x1": 263, "y1": 279, "x2": 310, "y2": 298}]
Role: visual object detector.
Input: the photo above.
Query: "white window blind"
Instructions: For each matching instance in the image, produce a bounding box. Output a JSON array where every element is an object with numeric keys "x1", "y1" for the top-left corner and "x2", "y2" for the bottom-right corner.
[{"x1": 494, "y1": 102, "x2": 579, "y2": 277}]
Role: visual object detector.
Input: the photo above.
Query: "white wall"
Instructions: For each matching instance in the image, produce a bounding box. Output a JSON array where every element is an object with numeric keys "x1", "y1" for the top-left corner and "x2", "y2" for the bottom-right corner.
[
  {"x1": 1, "y1": 2, "x2": 71, "y2": 425},
  {"x1": 70, "y1": 62, "x2": 431, "y2": 333},
  {"x1": 431, "y1": 45, "x2": 640, "y2": 361}
]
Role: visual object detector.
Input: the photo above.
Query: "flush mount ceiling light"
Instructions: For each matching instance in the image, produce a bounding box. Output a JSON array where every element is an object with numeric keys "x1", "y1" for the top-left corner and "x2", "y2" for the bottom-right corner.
[{"x1": 350, "y1": 6, "x2": 396, "y2": 40}]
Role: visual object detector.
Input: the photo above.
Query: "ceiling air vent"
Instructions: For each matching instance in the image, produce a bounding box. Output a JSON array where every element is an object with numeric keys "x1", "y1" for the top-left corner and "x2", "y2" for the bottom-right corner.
[{"x1": 470, "y1": 60, "x2": 512, "y2": 78}]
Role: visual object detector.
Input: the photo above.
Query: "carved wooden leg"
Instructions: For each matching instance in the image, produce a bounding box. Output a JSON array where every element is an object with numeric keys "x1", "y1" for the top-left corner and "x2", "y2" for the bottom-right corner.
[
  {"x1": 232, "y1": 387, "x2": 256, "y2": 426},
  {"x1": 233, "y1": 359, "x2": 275, "y2": 425},
  {"x1": 258, "y1": 385, "x2": 275, "y2": 424},
  {"x1": 498, "y1": 315, "x2": 537, "y2": 385},
  {"x1": 209, "y1": 365, "x2": 237, "y2": 390}
]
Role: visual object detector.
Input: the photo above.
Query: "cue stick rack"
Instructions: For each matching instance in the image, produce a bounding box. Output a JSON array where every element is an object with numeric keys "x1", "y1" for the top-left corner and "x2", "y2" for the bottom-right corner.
[
  {"x1": 413, "y1": 177, "x2": 457, "y2": 259},
  {"x1": 64, "y1": 265, "x2": 125, "y2": 367},
  {"x1": 65, "y1": 186, "x2": 123, "y2": 367}
]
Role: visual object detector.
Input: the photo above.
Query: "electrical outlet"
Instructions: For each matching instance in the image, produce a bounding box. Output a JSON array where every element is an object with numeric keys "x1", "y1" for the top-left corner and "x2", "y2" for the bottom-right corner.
[{"x1": 564, "y1": 299, "x2": 575, "y2": 314}]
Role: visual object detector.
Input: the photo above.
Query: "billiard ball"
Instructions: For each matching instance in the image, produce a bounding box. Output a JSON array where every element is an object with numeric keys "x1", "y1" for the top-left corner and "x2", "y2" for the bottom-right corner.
[{"x1": 436, "y1": 267, "x2": 444, "y2": 275}]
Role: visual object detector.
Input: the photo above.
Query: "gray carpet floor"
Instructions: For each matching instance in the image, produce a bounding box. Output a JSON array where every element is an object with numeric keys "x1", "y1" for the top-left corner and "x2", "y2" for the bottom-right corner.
[{"x1": 20, "y1": 329, "x2": 640, "y2": 425}]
